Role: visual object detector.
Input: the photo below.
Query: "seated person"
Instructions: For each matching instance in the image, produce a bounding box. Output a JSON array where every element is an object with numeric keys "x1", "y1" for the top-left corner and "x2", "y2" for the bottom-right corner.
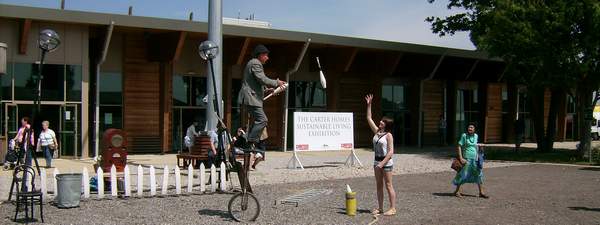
[
  {"x1": 208, "y1": 126, "x2": 231, "y2": 167},
  {"x1": 184, "y1": 121, "x2": 200, "y2": 153},
  {"x1": 231, "y1": 127, "x2": 247, "y2": 156},
  {"x1": 231, "y1": 127, "x2": 265, "y2": 171}
]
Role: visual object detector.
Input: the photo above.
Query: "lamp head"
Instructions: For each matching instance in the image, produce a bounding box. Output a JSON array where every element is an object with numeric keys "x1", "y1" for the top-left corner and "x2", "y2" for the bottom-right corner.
[
  {"x1": 39, "y1": 29, "x2": 60, "y2": 52},
  {"x1": 198, "y1": 40, "x2": 219, "y2": 60}
]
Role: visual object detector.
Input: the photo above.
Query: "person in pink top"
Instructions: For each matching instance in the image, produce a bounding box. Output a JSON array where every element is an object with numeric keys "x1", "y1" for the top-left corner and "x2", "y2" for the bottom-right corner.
[{"x1": 13, "y1": 117, "x2": 35, "y2": 166}]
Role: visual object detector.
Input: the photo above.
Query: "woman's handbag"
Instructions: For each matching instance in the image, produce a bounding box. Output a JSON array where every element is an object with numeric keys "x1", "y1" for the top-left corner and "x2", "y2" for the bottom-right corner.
[
  {"x1": 49, "y1": 143, "x2": 56, "y2": 150},
  {"x1": 451, "y1": 158, "x2": 464, "y2": 172}
]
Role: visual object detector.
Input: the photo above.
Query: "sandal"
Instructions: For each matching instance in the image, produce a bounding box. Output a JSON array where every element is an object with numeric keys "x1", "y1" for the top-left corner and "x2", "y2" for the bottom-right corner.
[
  {"x1": 383, "y1": 208, "x2": 396, "y2": 216},
  {"x1": 479, "y1": 193, "x2": 490, "y2": 199},
  {"x1": 454, "y1": 192, "x2": 463, "y2": 198},
  {"x1": 372, "y1": 208, "x2": 383, "y2": 215}
]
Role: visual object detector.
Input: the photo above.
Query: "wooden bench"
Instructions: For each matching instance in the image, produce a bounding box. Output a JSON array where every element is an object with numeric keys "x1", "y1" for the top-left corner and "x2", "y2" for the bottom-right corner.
[
  {"x1": 176, "y1": 133, "x2": 248, "y2": 168},
  {"x1": 176, "y1": 135, "x2": 211, "y2": 168}
]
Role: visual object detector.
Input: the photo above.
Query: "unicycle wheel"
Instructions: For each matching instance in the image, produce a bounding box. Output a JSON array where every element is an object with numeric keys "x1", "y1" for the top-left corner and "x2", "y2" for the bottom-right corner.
[{"x1": 228, "y1": 192, "x2": 260, "y2": 222}]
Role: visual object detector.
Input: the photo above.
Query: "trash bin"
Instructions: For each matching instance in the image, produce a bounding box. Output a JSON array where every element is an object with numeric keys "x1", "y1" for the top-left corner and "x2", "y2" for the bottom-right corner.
[{"x1": 55, "y1": 173, "x2": 83, "y2": 208}]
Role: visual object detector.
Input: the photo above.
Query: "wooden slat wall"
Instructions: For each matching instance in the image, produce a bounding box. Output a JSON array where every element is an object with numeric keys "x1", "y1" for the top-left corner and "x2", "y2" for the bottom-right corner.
[
  {"x1": 159, "y1": 62, "x2": 173, "y2": 153},
  {"x1": 337, "y1": 76, "x2": 380, "y2": 147},
  {"x1": 485, "y1": 83, "x2": 503, "y2": 143},
  {"x1": 422, "y1": 80, "x2": 444, "y2": 145},
  {"x1": 543, "y1": 89, "x2": 551, "y2": 130},
  {"x1": 262, "y1": 68, "x2": 285, "y2": 150},
  {"x1": 123, "y1": 34, "x2": 161, "y2": 151},
  {"x1": 263, "y1": 93, "x2": 284, "y2": 149},
  {"x1": 556, "y1": 93, "x2": 567, "y2": 141}
]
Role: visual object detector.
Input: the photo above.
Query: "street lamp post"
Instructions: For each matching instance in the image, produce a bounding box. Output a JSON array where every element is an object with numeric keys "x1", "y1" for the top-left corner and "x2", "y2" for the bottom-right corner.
[
  {"x1": 198, "y1": 40, "x2": 228, "y2": 165},
  {"x1": 9, "y1": 28, "x2": 60, "y2": 201},
  {"x1": 35, "y1": 29, "x2": 60, "y2": 168}
]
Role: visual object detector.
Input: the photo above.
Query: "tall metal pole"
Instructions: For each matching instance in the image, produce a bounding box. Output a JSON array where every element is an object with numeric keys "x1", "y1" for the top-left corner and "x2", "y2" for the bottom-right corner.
[
  {"x1": 206, "y1": 0, "x2": 223, "y2": 130},
  {"x1": 94, "y1": 21, "x2": 114, "y2": 160},
  {"x1": 282, "y1": 39, "x2": 311, "y2": 152}
]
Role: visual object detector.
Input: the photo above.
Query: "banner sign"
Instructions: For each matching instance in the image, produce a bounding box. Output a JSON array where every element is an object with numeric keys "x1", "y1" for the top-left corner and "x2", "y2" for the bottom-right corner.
[{"x1": 293, "y1": 112, "x2": 354, "y2": 151}]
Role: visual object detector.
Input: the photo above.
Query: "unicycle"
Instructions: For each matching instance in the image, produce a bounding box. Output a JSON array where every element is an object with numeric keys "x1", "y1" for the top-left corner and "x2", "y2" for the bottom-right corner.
[{"x1": 228, "y1": 148, "x2": 260, "y2": 222}]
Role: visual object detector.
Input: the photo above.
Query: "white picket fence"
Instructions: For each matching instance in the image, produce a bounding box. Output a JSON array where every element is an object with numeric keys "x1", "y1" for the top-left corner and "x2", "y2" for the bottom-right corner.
[{"x1": 39, "y1": 162, "x2": 229, "y2": 199}]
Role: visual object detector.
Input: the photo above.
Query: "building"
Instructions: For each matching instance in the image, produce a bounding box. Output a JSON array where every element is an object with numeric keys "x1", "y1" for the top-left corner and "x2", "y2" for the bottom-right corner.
[{"x1": 0, "y1": 4, "x2": 578, "y2": 159}]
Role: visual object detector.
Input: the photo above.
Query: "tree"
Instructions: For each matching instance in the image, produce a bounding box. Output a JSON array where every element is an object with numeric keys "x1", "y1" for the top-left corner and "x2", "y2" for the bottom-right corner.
[{"x1": 427, "y1": 0, "x2": 600, "y2": 154}]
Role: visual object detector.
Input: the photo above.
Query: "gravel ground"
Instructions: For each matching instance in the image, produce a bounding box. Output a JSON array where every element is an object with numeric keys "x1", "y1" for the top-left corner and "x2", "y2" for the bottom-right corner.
[
  {"x1": 0, "y1": 149, "x2": 526, "y2": 201},
  {"x1": 239, "y1": 149, "x2": 527, "y2": 187},
  {"x1": 1, "y1": 164, "x2": 599, "y2": 225}
]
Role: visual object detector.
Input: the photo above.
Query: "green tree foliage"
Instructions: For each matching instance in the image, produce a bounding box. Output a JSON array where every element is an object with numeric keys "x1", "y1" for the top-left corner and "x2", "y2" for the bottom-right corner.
[{"x1": 427, "y1": 0, "x2": 600, "y2": 153}]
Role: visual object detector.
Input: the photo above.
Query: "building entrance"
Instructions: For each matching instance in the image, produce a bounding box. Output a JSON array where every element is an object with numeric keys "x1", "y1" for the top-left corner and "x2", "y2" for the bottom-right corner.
[{"x1": 5, "y1": 103, "x2": 80, "y2": 158}]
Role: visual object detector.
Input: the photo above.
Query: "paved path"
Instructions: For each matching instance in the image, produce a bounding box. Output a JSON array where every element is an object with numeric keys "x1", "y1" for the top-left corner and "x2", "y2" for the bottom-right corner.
[{"x1": 1, "y1": 164, "x2": 599, "y2": 224}]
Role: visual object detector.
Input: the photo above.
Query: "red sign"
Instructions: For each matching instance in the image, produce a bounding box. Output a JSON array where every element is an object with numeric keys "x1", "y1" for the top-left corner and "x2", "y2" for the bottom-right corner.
[
  {"x1": 296, "y1": 144, "x2": 309, "y2": 150},
  {"x1": 341, "y1": 143, "x2": 353, "y2": 149}
]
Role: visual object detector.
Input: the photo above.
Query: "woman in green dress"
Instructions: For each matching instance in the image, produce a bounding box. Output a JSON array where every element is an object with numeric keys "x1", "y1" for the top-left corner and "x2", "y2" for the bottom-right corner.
[{"x1": 453, "y1": 123, "x2": 489, "y2": 198}]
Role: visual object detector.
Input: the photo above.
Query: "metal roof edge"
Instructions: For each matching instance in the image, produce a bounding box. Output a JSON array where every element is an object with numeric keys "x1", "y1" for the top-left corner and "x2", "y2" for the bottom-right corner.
[{"x1": 0, "y1": 3, "x2": 501, "y2": 62}]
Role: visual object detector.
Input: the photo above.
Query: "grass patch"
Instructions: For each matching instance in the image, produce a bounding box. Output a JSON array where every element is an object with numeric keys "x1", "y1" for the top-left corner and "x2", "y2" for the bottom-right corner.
[{"x1": 484, "y1": 149, "x2": 591, "y2": 164}]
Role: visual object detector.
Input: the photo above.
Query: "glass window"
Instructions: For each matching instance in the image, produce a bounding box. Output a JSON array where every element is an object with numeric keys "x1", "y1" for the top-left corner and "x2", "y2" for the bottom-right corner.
[
  {"x1": 456, "y1": 89, "x2": 480, "y2": 135},
  {"x1": 100, "y1": 72, "x2": 122, "y2": 105},
  {"x1": 518, "y1": 91, "x2": 530, "y2": 113},
  {"x1": 2, "y1": 63, "x2": 12, "y2": 100},
  {"x1": 382, "y1": 85, "x2": 393, "y2": 110},
  {"x1": 100, "y1": 106, "x2": 123, "y2": 131},
  {"x1": 173, "y1": 75, "x2": 207, "y2": 107},
  {"x1": 66, "y1": 65, "x2": 82, "y2": 101},
  {"x1": 382, "y1": 84, "x2": 410, "y2": 145},
  {"x1": 191, "y1": 77, "x2": 207, "y2": 106},
  {"x1": 288, "y1": 81, "x2": 327, "y2": 109},
  {"x1": 502, "y1": 86, "x2": 508, "y2": 113},
  {"x1": 14, "y1": 63, "x2": 64, "y2": 101},
  {"x1": 382, "y1": 84, "x2": 406, "y2": 110},
  {"x1": 393, "y1": 86, "x2": 404, "y2": 108},
  {"x1": 458, "y1": 89, "x2": 479, "y2": 112},
  {"x1": 567, "y1": 95, "x2": 576, "y2": 114},
  {"x1": 173, "y1": 75, "x2": 189, "y2": 106}
]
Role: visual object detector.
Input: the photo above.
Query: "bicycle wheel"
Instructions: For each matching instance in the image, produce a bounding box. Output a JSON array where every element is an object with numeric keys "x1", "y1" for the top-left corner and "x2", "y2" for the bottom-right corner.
[{"x1": 228, "y1": 192, "x2": 260, "y2": 222}]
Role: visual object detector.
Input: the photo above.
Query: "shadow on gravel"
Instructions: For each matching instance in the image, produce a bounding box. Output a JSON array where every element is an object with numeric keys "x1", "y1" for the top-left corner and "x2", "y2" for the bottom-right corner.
[
  {"x1": 569, "y1": 206, "x2": 600, "y2": 212},
  {"x1": 579, "y1": 167, "x2": 600, "y2": 171},
  {"x1": 304, "y1": 165, "x2": 340, "y2": 169},
  {"x1": 10, "y1": 217, "x2": 41, "y2": 224},
  {"x1": 274, "y1": 165, "x2": 340, "y2": 170},
  {"x1": 432, "y1": 193, "x2": 478, "y2": 198},
  {"x1": 198, "y1": 209, "x2": 233, "y2": 220},
  {"x1": 333, "y1": 207, "x2": 371, "y2": 215}
]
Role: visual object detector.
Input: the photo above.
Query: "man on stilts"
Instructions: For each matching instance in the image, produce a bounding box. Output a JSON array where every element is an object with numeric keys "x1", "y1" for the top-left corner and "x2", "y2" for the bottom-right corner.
[{"x1": 238, "y1": 44, "x2": 286, "y2": 149}]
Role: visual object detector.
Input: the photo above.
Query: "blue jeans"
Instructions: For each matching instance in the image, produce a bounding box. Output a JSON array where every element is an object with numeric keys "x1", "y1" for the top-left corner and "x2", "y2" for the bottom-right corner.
[{"x1": 43, "y1": 145, "x2": 53, "y2": 167}]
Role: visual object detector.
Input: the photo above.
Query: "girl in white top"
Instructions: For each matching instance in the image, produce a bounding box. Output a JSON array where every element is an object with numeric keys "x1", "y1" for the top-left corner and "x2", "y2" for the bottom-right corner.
[
  {"x1": 37, "y1": 120, "x2": 58, "y2": 168},
  {"x1": 365, "y1": 94, "x2": 396, "y2": 216}
]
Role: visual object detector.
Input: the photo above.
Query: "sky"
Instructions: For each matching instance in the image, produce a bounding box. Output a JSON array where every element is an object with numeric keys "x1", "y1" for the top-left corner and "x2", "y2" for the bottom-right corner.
[{"x1": 0, "y1": 0, "x2": 475, "y2": 50}]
